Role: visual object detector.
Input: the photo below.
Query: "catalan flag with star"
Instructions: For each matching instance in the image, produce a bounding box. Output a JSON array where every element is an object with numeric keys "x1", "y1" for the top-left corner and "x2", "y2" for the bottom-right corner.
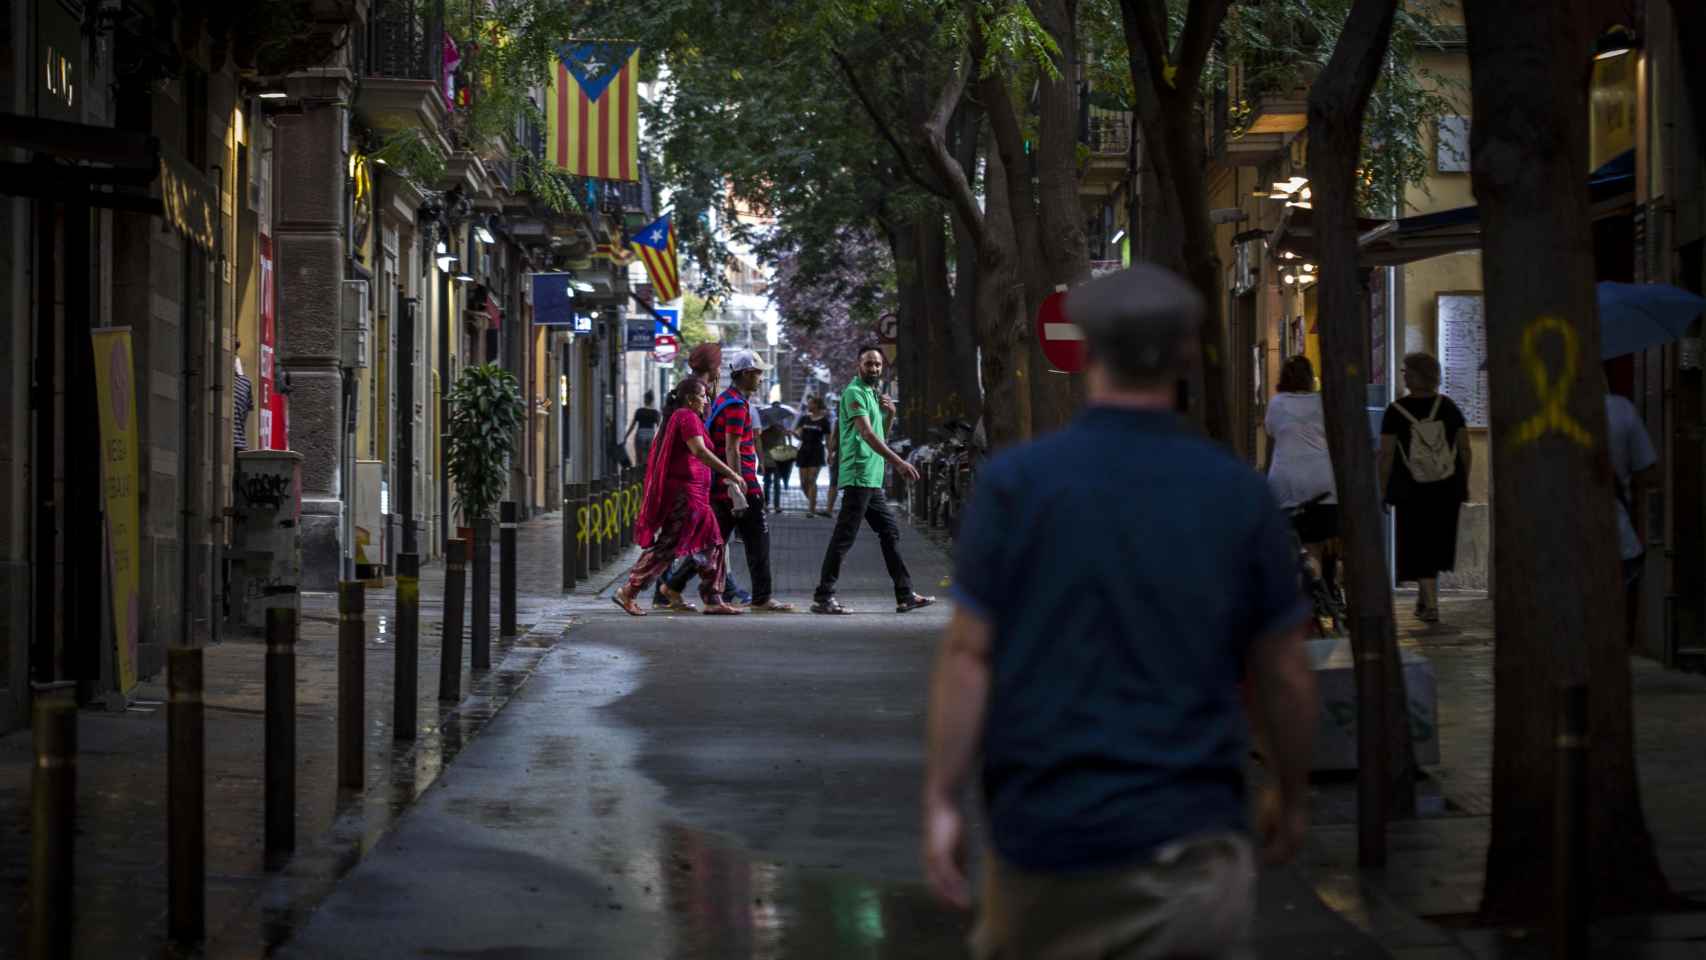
[
  {"x1": 629, "y1": 213, "x2": 680, "y2": 303},
  {"x1": 547, "y1": 41, "x2": 639, "y2": 182}
]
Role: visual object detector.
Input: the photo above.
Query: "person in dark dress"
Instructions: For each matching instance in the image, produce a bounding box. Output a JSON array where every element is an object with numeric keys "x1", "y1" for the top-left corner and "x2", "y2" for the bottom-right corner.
[
  {"x1": 624, "y1": 391, "x2": 662, "y2": 466},
  {"x1": 1378, "y1": 352, "x2": 1472, "y2": 624},
  {"x1": 794, "y1": 395, "x2": 832, "y2": 516}
]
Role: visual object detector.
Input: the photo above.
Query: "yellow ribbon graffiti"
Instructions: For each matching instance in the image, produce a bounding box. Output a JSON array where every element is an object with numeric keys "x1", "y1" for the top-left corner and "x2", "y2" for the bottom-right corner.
[
  {"x1": 575, "y1": 506, "x2": 589, "y2": 545},
  {"x1": 604, "y1": 497, "x2": 618, "y2": 541},
  {"x1": 1512, "y1": 314, "x2": 1593, "y2": 448}
]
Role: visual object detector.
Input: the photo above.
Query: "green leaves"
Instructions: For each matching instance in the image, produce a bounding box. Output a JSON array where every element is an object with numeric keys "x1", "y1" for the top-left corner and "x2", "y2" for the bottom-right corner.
[{"x1": 445, "y1": 364, "x2": 525, "y2": 524}]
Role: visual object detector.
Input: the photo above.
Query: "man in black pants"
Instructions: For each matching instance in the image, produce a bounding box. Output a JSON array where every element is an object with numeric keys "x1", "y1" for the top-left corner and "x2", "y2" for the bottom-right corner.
[
  {"x1": 668, "y1": 349, "x2": 794, "y2": 612},
  {"x1": 812, "y1": 346, "x2": 934, "y2": 615}
]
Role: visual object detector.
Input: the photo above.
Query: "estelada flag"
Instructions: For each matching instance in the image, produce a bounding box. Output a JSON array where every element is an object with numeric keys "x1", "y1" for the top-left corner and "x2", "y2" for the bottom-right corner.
[
  {"x1": 547, "y1": 41, "x2": 639, "y2": 182},
  {"x1": 594, "y1": 241, "x2": 635, "y2": 267},
  {"x1": 629, "y1": 213, "x2": 680, "y2": 303}
]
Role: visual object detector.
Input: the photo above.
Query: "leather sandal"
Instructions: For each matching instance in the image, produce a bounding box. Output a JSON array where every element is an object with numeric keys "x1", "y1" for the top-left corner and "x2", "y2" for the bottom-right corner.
[
  {"x1": 811, "y1": 598, "x2": 852, "y2": 615},
  {"x1": 661, "y1": 586, "x2": 698, "y2": 613},
  {"x1": 702, "y1": 602, "x2": 744, "y2": 616},
  {"x1": 896, "y1": 594, "x2": 936, "y2": 614},
  {"x1": 612, "y1": 587, "x2": 646, "y2": 617}
]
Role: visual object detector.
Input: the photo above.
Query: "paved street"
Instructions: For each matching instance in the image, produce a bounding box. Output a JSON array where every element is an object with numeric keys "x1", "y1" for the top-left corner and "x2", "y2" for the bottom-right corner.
[{"x1": 271, "y1": 504, "x2": 1389, "y2": 959}]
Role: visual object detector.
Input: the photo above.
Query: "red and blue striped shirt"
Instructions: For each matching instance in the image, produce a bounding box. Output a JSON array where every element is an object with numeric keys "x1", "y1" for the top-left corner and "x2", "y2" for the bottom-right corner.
[{"x1": 708, "y1": 387, "x2": 762, "y2": 503}]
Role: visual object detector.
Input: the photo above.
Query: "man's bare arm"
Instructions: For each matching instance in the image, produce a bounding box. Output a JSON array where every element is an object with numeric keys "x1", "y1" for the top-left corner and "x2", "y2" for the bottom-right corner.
[
  {"x1": 1247, "y1": 620, "x2": 1317, "y2": 863},
  {"x1": 922, "y1": 607, "x2": 992, "y2": 909}
]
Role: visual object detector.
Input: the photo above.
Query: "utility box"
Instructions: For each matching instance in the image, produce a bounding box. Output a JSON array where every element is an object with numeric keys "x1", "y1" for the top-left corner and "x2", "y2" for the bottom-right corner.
[
  {"x1": 230, "y1": 450, "x2": 304, "y2": 632},
  {"x1": 1307, "y1": 636, "x2": 1440, "y2": 772},
  {"x1": 342, "y1": 279, "x2": 370, "y2": 369}
]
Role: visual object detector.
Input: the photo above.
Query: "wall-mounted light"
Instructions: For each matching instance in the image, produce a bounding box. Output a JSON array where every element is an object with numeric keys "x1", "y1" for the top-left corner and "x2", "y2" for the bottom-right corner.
[
  {"x1": 1283, "y1": 274, "x2": 1297, "y2": 285},
  {"x1": 436, "y1": 241, "x2": 448, "y2": 255},
  {"x1": 475, "y1": 226, "x2": 496, "y2": 244},
  {"x1": 436, "y1": 255, "x2": 457, "y2": 273},
  {"x1": 454, "y1": 271, "x2": 475, "y2": 283},
  {"x1": 1109, "y1": 228, "x2": 1127, "y2": 246},
  {"x1": 569, "y1": 279, "x2": 595, "y2": 293},
  {"x1": 1301, "y1": 263, "x2": 1315, "y2": 273},
  {"x1": 374, "y1": 157, "x2": 388, "y2": 166},
  {"x1": 1595, "y1": 25, "x2": 1637, "y2": 60},
  {"x1": 257, "y1": 91, "x2": 288, "y2": 100}
]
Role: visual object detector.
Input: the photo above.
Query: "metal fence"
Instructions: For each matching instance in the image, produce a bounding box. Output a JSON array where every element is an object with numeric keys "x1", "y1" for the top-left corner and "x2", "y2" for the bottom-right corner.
[{"x1": 1087, "y1": 106, "x2": 1131, "y2": 156}]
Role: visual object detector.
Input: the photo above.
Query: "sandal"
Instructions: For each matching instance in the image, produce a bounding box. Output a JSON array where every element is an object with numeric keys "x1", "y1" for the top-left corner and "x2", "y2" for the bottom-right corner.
[
  {"x1": 896, "y1": 594, "x2": 936, "y2": 614},
  {"x1": 750, "y1": 599, "x2": 795, "y2": 613},
  {"x1": 811, "y1": 598, "x2": 852, "y2": 615},
  {"x1": 612, "y1": 587, "x2": 646, "y2": 617},
  {"x1": 702, "y1": 602, "x2": 744, "y2": 616},
  {"x1": 661, "y1": 587, "x2": 698, "y2": 613}
]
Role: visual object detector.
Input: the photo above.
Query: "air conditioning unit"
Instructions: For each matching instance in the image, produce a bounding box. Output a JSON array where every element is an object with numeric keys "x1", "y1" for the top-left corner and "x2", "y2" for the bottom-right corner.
[{"x1": 341, "y1": 279, "x2": 370, "y2": 369}]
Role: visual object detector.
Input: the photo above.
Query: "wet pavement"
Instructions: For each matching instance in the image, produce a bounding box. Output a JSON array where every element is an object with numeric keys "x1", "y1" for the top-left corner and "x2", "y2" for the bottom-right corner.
[{"x1": 272, "y1": 501, "x2": 1390, "y2": 959}]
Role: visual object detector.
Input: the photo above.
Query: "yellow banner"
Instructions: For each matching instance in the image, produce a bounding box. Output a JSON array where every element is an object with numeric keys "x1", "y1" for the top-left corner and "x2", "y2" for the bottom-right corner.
[{"x1": 92, "y1": 328, "x2": 142, "y2": 692}]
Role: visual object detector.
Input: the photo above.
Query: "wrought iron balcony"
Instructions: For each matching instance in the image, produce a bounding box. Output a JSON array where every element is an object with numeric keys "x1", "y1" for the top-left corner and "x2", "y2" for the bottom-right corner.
[
  {"x1": 367, "y1": 0, "x2": 445, "y2": 83},
  {"x1": 1087, "y1": 107, "x2": 1131, "y2": 157}
]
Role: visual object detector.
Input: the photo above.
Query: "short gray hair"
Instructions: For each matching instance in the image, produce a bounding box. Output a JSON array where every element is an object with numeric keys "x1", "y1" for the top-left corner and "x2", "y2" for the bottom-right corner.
[{"x1": 1065, "y1": 264, "x2": 1203, "y2": 386}]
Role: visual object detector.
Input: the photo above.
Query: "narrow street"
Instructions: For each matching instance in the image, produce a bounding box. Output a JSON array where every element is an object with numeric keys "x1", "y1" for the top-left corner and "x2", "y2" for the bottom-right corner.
[{"x1": 267, "y1": 504, "x2": 1390, "y2": 959}]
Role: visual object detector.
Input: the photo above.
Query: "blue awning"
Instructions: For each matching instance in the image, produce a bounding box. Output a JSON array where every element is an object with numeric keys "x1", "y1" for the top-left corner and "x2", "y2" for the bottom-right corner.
[{"x1": 1355, "y1": 150, "x2": 1636, "y2": 267}]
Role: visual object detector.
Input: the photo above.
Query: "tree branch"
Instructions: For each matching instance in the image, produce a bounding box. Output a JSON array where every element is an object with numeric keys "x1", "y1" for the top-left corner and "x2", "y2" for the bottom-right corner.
[
  {"x1": 1120, "y1": 0, "x2": 1171, "y2": 94},
  {"x1": 917, "y1": 55, "x2": 986, "y2": 243},
  {"x1": 1173, "y1": 0, "x2": 1232, "y2": 94},
  {"x1": 831, "y1": 47, "x2": 951, "y2": 200}
]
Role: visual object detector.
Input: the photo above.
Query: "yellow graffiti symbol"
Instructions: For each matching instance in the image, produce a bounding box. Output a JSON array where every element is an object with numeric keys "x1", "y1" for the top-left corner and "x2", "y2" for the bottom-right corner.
[
  {"x1": 605, "y1": 497, "x2": 618, "y2": 540},
  {"x1": 1512, "y1": 314, "x2": 1593, "y2": 448},
  {"x1": 576, "y1": 506, "x2": 589, "y2": 544}
]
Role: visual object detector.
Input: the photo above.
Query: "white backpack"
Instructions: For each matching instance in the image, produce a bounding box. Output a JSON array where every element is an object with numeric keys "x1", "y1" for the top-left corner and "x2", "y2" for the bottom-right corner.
[{"x1": 1394, "y1": 397, "x2": 1457, "y2": 484}]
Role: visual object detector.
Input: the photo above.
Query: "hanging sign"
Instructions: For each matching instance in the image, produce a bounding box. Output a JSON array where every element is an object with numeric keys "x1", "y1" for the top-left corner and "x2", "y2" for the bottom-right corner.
[
  {"x1": 92, "y1": 327, "x2": 142, "y2": 692},
  {"x1": 625, "y1": 317, "x2": 655, "y2": 351}
]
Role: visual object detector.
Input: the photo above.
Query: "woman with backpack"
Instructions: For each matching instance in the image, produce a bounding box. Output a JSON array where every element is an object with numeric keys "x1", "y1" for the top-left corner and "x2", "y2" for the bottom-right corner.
[{"x1": 1379, "y1": 352, "x2": 1472, "y2": 624}]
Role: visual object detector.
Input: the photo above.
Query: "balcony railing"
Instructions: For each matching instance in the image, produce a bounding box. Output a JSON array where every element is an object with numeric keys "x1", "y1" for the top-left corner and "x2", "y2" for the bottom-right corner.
[
  {"x1": 367, "y1": 0, "x2": 445, "y2": 83},
  {"x1": 1087, "y1": 107, "x2": 1131, "y2": 157}
]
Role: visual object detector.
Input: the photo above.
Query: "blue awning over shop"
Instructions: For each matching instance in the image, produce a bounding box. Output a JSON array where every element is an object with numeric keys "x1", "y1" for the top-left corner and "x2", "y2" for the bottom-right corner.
[{"x1": 1355, "y1": 149, "x2": 1636, "y2": 267}]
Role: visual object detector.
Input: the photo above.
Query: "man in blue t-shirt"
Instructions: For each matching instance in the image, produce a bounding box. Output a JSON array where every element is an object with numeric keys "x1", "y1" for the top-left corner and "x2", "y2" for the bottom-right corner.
[{"x1": 922, "y1": 264, "x2": 1317, "y2": 958}]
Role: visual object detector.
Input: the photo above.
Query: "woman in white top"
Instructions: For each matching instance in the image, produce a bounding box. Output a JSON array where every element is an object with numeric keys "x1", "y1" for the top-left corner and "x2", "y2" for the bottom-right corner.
[{"x1": 1265, "y1": 355, "x2": 1340, "y2": 593}]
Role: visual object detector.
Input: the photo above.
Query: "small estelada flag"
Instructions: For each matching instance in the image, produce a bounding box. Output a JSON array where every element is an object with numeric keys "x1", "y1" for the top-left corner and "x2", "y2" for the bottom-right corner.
[
  {"x1": 547, "y1": 41, "x2": 639, "y2": 182},
  {"x1": 594, "y1": 240, "x2": 635, "y2": 267},
  {"x1": 629, "y1": 213, "x2": 680, "y2": 303}
]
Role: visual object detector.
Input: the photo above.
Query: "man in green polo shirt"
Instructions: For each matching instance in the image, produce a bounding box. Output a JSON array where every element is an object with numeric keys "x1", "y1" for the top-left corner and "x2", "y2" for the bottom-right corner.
[{"x1": 812, "y1": 345, "x2": 935, "y2": 615}]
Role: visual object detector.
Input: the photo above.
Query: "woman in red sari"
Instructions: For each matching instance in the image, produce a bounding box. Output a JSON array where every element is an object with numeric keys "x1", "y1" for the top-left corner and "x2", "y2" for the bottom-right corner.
[{"x1": 614, "y1": 377, "x2": 746, "y2": 616}]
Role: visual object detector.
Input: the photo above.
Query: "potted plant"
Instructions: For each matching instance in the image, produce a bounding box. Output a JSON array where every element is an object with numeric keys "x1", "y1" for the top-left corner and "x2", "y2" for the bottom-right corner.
[{"x1": 445, "y1": 363, "x2": 525, "y2": 646}]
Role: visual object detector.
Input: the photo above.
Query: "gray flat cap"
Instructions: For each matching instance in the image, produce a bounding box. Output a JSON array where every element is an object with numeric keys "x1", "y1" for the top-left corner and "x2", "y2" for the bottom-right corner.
[{"x1": 1066, "y1": 264, "x2": 1203, "y2": 377}]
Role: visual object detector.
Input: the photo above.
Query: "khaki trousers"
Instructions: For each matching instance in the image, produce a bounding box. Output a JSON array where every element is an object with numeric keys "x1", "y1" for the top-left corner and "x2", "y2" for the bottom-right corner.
[{"x1": 971, "y1": 833, "x2": 1255, "y2": 960}]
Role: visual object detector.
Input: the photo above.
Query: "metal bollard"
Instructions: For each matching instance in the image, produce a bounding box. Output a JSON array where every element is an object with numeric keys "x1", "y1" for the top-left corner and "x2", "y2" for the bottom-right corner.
[
  {"x1": 168, "y1": 647, "x2": 205, "y2": 945},
  {"x1": 1554, "y1": 683, "x2": 1589, "y2": 960},
  {"x1": 265, "y1": 609, "x2": 297, "y2": 857},
  {"x1": 569, "y1": 487, "x2": 583, "y2": 593},
  {"x1": 500, "y1": 502, "x2": 518, "y2": 638},
  {"x1": 1355, "y1": 621, "x2": 1388, "y2": 868},
  {"x1": 394, "y1": 553, "x2": 419, "y2": 740},
  {"x1": 29, "y1": 682, "x2": 76, "y2": 960},
  {"x1": 573, "y1": 482, "x2": 591, "y2": 584},
  {"x1": 338, "y1": 582, "x2": 366, "y2": 792},
  {"x1": 472, "y1": 518, "x2": 492, "y2": 670},
  {"x1": 439, "y1": 539, "x2": 466, "y2": 702}
]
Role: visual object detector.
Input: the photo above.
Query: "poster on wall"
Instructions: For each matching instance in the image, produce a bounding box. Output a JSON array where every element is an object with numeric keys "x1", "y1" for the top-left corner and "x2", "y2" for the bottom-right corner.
[
  {"x1": 1437, "y1": 291, "x2": 1488, "y2": 427},
  {"x1": 92, "y1": 328, "x2": 141, "y2": 693},
  {"x1": 1368, "y1": 269, "x2": 1388, "y2": 390},
  {"x1": 258, "y1": 234, "x2": 288, "y2": 450}
]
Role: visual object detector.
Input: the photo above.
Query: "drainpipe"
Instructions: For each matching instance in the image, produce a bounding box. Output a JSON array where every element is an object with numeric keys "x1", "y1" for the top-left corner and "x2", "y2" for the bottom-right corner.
[{"x1": 209, "y1": 164, "x2": 226, "y2": 648}]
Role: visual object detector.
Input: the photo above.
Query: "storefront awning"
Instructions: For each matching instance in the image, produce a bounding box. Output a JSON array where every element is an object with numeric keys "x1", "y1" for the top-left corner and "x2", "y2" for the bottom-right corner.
[{"x1": 1355, "y1": 149, "x2": 1636, "y2": 267}]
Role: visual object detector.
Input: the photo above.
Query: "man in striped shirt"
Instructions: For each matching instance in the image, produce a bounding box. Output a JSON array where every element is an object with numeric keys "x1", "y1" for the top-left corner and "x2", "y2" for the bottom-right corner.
[{"x1": 679, "y1": 349, "x2": 793, "y2": 612}]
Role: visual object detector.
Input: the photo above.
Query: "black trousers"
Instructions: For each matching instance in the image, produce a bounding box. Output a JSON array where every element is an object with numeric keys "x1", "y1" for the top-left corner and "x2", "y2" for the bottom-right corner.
[
  {"x1": 815, "y1": 486, "x2": 912, "y2": 603},
  {"x1": 764, "y1": 460, "x2": 794, "y2": 510},
  {"x1": 669, "y1": 496, "x2": 773, "y2": 604}
]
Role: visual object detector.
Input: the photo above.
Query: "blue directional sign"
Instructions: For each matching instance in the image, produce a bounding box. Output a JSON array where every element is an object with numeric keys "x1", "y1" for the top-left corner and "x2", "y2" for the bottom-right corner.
[{"x1": 653, "y1": 306, "x2": 680, "y2": 337}]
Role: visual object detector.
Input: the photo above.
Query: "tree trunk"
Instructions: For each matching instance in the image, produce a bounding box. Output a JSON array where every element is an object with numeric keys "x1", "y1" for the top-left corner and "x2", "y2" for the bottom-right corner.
[
  {"x1": 919, "y1": 212, "x2": 961, "y2": 432},
  {"x1": 886, "y1": 215, "x2": 928, "y2": 441},
  {"x1": 977, "y1": 147, "x2": 1034, "y2": 449},
  {"x1": 1306, "y1": 0, "x2": 1418, "y2": 821},
  {"x1": 1464, "y1": 0, "x2": 1672, "y2": 922},
  {"x1": 949, "y1": 103, "x2": 988, "y2": 424},
  {"x1": 1028, "y1": 0, "x2": 1090, "y2": 433}
]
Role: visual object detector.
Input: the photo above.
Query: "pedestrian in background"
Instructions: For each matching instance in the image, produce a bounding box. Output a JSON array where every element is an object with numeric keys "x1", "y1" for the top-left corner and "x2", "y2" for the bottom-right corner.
[
  {"x1": 922, "y1": 265, "x2": 1316, "y2": 959},
  {"x1": 667, "y1": 349, "x2": 793, "y2": 612},
  {"x1": 615, "y1": 377, "x2": 746, "y2": 617},
  {"x1": 795, "y1": 395, "x2": 833, "y2": 516},
  {"x1": 1605, "y1": 375, "x2": 1658, "y2": 649},
  {"x1": 811, "y1": 346, "x2": 932, "y2": 615},
  {"x1": 624, "y1": 390, "x2": 662, "y2": 466},
  {"x1": 1265, "y1": 355, "x2": 1340, "y2": 599},
  {"x1": 760, "y1": 404, "x2": 797, "y2": 514},
  {"x1": 1378, "y1": 352, "x2": 1471, "y2": 625}
]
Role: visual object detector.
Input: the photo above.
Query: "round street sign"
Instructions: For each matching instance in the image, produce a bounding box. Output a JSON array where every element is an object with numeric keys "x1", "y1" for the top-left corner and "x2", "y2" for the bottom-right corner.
[
  {"x1": 652, "y1": 334, "x2": 679, "y2": 364},
  {"x1": 878, "y1": 312, "x2": 899, "y2": 343},
  {"x1": 1035, "y1": 289, "x2": 1085, "y2": 373}
]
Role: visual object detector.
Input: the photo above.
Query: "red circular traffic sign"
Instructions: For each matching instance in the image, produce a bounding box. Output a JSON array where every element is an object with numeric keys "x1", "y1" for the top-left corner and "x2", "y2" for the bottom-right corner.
[
  {"x1": 1035, "y1": 289, "x2": 1085, "y2": 373},
  {"x1": 652, "y1": 334, "x2": 678, "y2": 364}
]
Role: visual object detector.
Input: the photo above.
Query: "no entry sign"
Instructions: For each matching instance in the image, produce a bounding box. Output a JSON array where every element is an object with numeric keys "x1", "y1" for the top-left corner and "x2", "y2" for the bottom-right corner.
[
  {"x1": 652, "y1": 334, "x2": 679, "y2": 364},
  {"x1": 1035, "y1": 288, "x2": 1085, "y2": 373}
]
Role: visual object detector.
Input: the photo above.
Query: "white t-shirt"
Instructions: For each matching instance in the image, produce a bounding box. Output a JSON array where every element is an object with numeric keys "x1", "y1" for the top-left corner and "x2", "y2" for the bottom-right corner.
[
  {"x1": 1264, "y1": 392, "x2": 1338, "y2": 508},
  {"x1": 1606, "y1": 394, "x2": 1658, "y2": 561}
]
